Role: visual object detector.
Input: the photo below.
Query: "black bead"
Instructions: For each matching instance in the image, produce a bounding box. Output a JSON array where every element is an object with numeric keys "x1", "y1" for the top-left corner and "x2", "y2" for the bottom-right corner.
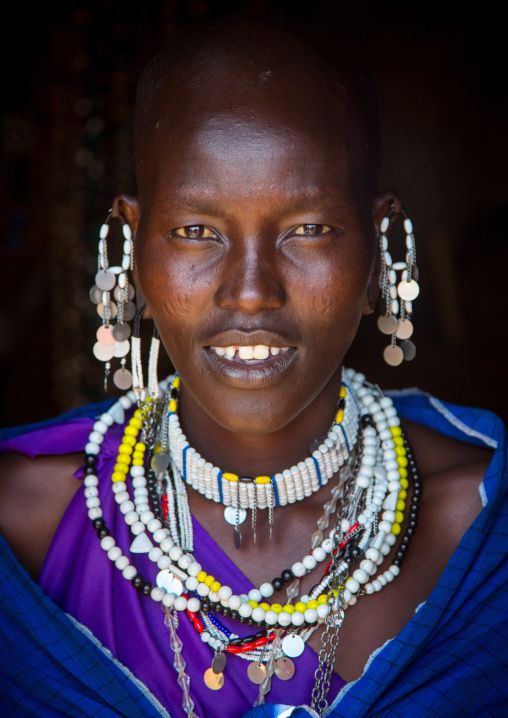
[
  {"x1": 230, "y1": 610, "x2": 239, "y2": 621},
  {"x1": 97, "y1": 527, "x2": 110, "y2": 539},
  {"x1": 281, "y1": 569, "x2": 294, "y2": 583},
  {"x1": 85, "y1": 455, "x2": 97, "y2": 466},
  {"x1": 201, "y1": 602, "x2": 210, "y2": 613},
  {"x1": 239, "y1": 616, "x2": 245, "y2": 623},
  {"x1": 247, "y1": 618, "x2": 254, "y2": 626},
  {"x1": 132, "y1": 574, "x2": 144, "y2": 588},
  {"x1": 271, "y1": 577, "x2": 284, "y2": 592},
  {"x1": 222, "y1": 607, "x2": 231, "y2": 617},
  {"x1": 345, "y1": 556, "x2": 354, "y2": 565},
  {"x1": 84, "y1": 466, "x2": 97, "y2": 475},
  {"x1": 350, "y1": 546, "x2": 362, "y2": 559},
  {"x1": 92, "y1": 518, "x2": 104, "y2": 530},
  {"x1": 142, "y1": 582, "x2": 153, "y2": 595}
]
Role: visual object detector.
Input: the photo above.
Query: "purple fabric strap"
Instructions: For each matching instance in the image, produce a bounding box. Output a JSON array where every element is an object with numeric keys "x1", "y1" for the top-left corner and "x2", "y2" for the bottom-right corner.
[{"x1": 1, "y1": 417, "x2": 345, "y2": 717}]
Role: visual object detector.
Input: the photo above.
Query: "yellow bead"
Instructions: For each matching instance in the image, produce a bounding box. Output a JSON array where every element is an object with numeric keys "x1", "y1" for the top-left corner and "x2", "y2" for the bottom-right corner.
[
  {"x1": 116, "y1": 454, "x2": 130, "y2": 466},
  {"x1": 399, "y1": 489, "x2": 407, "y2": 500},
  {"x1": 282, "y1": 604, "x2": 295, "y2": 614},
  {"x1": 248, "y1": 600, "x2": 259, "y2": 608},
  {"x1": 395, "y1": 511, "x2": 404, "y2": 524},
  {"x1": 135, "y1": 442, "x2": 146, "y2": 452},
  {"x1": 112, "y1": 471, "x2": 126, "y2": 482},
  {"x1": 392, "y1": 522, "x2": 401, "y2": 536},
  {"x1": 132, "y1": 451, "x2": 144, "y2": 461},
  {"x1": 133, "y1": 409, "x2": 141, "y2": 419},
  {"x1": 153, "y1": 443, "x2": 162, "y2": 455},
  {"x1": 123, "y1": 435, "x2": 136, "y2": 447},
  {"x1": 397, "y1": 456, "x2": 408, "y2": 468},
  {"x1": 307, "y1": 600, "x2": 319, "y2": 610},
  {"x1": 197, "y1": 571, "x2": 207, "y2": 583},
  {"x1": 271, "y1": 603, "x2": 283, "y2": 613},
  {"x1": 173, "y1": 376, "x2": 181, "y2": 388},
  {"x1": 114, "y1": 463, "x2": 128, "y2": 473},
  {"x1": 317, "y1": 594, "x2": 328, "y2": 605},
  {"x1": 393, "y1": 436, "x2": 404, "y2": 446},
  {"x1": 132, "y1": 459, "x2": 144, "y2": 466},
  {"x1": 294, "y1": 602, "x2": 307, "y2": 613},
  {"x1": 390, "y1": 426, "x2": 402, "y2": 437},
  {"x1": 129, "y1": 417, "x2": 142, "y2": 430},
  {"x1": 396, "y1": 499, "x2": 406, "y2": 512},
  {"x1": 399, "y1": 467, "x2": 408, "y2": 478},
  {"x1": 204, "y1": 575, "x2": 215, "y2": 587},
  {"x1": 223, "y1": 472, "x2": 239, "y2": 482},
  {"x1": 335, "y1": 410, "x2": 344, "y2": 424},
  {"x1": 210, "y1": 581, "x2": 221, "y2": 593},
  {"x1": 259, "y1": 603, "x2": 271, "y2": 612},
  {"x1": 124, "y1": 426, "x2": 138, "y2": 437},
  {"x1": 169, "y1": 399, "x2": 177, "y2": 413},
  {"x1": 400, "y1": 478, "x2": 409, "y2": 489},
  {"x1": 254, "y1": 475, "x2": 271, "y2": 484},
  {"x1": 339, "y1": 385, "x2": 347, "y2": 398},
  {"x1": 118, "y1": 444, "x2": 132, "y2": 455},
  {"x1": 395, "y1": 446, "x2": 406, "y2": 457}
]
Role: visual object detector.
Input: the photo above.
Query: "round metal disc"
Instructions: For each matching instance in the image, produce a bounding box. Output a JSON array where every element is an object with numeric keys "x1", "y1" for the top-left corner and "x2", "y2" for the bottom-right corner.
[
  {"x1": 282, "y1": 634, "x2": 305, "y2": 658},
  {"x1": 383, "y1": 344, "x2": 404, "y2": 367},
  {"x1": 212, "y1": 653, "x2": 227, "y2": 674},
  {"x1": 247, "y1": 662, "x2": 267, "y2": 684},
  {"x1": 401, "y1": 339, "x2": 416, "y2": 361},
  {"x1": 156, "y1": 569, "x2": 183, "y2": 596},
  {"x1": 97, "y1": 302, "x2": 118, "y2": 319},
  {"x1": 95, "y1": 269, "x2": 116, "y2": 291},
  {"x1": 377, "y1": 313, "x2": 398, "y2": 335},
  {"x1": 123, "y1": 301, "x2": 137, "y2": 321},
  {"x1": 113, "y1": 340, "x2": 130, "y2": 358},
  {"x1": 151, "y1": 452, "x2": 170, "y2": 473},
  {"x1": 114, "y1": 284, "x2": 135, "y2": 302},
  {"x1": 204, "y1": 668, "x2": 224, "y2": 690},
  {"x1": 89, "y1": 285, "x2": 102, "y2": 304},
  {"x1": 93, "y1": 341, "x2": 115, "y2": 362},
  {"x1": 395, "y1": 318, "x2": 414, "y2": 340},
  {"x1": 113, "y1": 368, "x2": 132, "y2": 390},
  {"x1": 275, "y1": 657, "x2": 295, "y2": 680},
  {"x1": 397, "y1": 279, "x2": 420, "y2": 301},
  {"x1": 112, "y1": 322, "x2": 131, "y2": 341},
  {"x1": 97, "y1": 325, "x2": 115, "y2": 346},
  {"x1": 224, "y1": 506, "x2": 247, "y2": 525}
]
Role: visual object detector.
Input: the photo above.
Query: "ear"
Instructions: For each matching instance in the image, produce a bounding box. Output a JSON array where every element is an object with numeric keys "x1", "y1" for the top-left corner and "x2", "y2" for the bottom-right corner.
[
  {"x1": 363, "y1": 190, "x2": 403, "y2": 315},
  {"x1": 111, "y1": 195, "x2": 152, "y2": 318}
]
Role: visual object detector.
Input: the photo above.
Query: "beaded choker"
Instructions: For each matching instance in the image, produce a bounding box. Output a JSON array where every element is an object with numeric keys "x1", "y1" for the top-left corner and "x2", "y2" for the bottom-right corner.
[{"x1": 83, "y1": 368, "x2": 420, "y2": 716}]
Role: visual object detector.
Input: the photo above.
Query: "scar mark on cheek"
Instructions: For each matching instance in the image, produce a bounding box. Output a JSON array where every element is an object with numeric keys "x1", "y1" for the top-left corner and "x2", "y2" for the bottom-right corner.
[
  {"x1": 313, "y1": 294, "x2": 340, "y2": 313},
  {"x1": 161, "y1": 294, "x2": 191, "y2": 316}
]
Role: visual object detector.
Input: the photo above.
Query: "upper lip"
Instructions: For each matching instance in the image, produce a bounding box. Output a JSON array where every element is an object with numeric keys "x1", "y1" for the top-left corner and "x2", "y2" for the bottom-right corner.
[{"x1": 204, "y1": 330, "x2": 299, "y2": 349}]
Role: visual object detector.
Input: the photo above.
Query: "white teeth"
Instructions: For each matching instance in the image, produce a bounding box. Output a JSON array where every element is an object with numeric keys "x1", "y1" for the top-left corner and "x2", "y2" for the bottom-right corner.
[
  {"x1": 225, "y1": 347, "x2": 235, "y2": 358},
  {"x1": 253, "y1": 345, "x2": 270, "y2": 359},
  {"x1": 214, "y1": 347, "x2": 226, "y2": 356},
  {"x1": 238, "y1": 346, "x2": 254, "y2": 360},
  {"x1": 270, "y1": 347, "x2": 280, "y2": 356}
]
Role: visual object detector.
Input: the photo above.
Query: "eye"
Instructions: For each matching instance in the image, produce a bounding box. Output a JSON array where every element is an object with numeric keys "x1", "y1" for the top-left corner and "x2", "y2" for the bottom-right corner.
[
  {"x1": 173, "y1": 225, "x2": 217, "y2": 239},
  {"x1": 293, "y1": 224, "x2": 333, "y2": 236}
]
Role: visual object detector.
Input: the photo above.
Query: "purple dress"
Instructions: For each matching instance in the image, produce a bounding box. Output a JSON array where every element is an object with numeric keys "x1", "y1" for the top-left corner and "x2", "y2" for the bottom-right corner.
[{"x1": 1, "y1": 414, "x2": 345, "y2": 717}]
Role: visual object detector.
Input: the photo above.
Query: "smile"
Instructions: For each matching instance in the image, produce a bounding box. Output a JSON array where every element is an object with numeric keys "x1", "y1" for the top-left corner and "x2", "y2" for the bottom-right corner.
[{"x1": 210, "y1": 345, "x2": 291, "y2": 362}]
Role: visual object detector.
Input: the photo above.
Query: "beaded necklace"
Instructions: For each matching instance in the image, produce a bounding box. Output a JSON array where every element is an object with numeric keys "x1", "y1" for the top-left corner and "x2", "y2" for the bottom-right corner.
[{"x1": 83, "y1": 368, "x2": 420, "y2": 715}]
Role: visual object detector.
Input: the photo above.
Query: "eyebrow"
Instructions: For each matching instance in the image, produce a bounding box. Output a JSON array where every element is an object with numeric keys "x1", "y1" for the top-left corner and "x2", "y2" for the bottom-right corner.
[{"x1": 161, "y1": 192, "x2": 343, "y2": 217}]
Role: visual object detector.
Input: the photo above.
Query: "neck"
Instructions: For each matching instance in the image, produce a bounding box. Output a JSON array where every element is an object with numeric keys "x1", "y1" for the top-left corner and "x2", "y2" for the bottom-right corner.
[{"x1": 177, "y1": 367, "x2": 344, "y2": 477}]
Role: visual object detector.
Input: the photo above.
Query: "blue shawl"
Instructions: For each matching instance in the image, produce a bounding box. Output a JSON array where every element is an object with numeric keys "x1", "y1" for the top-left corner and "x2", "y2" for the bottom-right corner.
[{"x1": 1, "y1": 392, "x2": 507, "y2": 717}]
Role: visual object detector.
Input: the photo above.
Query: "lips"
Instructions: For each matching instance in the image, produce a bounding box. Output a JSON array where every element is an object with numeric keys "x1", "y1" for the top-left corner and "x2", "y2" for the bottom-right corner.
[{"x1": 210, "y1": 345, "x2": 290, "y2": 361}]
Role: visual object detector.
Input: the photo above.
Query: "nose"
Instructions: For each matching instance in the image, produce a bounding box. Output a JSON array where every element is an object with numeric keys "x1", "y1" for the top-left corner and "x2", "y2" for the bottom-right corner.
[{"x1": 214, "y1": 237, "x2": 286, "y2": 314}]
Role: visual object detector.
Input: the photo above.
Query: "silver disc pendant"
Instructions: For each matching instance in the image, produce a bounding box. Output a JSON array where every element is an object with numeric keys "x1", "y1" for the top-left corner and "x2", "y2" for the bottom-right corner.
[
  {"x1": 89, "y1": 285, "x2": 102, "y2": 304},
  {"x1": 112, "y1": 322, "x2": 131, "y2": 341},
  {"x1": 123, "y1": 301, "x2": 137, "y2": 321},
  {"x1": 275, "y1": 657, "x2": 295, "y2": 680},
  {"x1": 93, "y1": 341, "x2": 115, "y2": 362},
  {"x1": 113, "y1": 340, "x2": 130, "y2": 358},
  {"x1": 397, "y1": 279, "x2": 420, "y2": 301},
  {"x1": 97, "y1": 325, "x2": 115, "y2": 346},
  {"x1": 395, "y1": 318, "x2": 414, "y2": 340},
  {"x1": 401, "y1": 339, "x2": 416, "y2": 361},
  {"x1": 113, "y1": 368, "x2": 132, "y2": 390},
  {"x1": 151, "y1": 452, "x2": 170, "y2": 473},
  {"x1": 204, "y1": 668, "x2": 224, "y2": 690},
  {"x1": 282, "y1": 634, "x2": 305, "y2": 658},
  {"x1": 156, "y1": 569, "x2": 183, "y2": 596},
  {"x1": 383, "y1": 344, "x2": 404, "y2": 367},
  {"x1": 247, "y1": 662, "x2": 267, "y2": 684},
  {"x1": 212, "y1": 652, "x2": 226, "y2": 675},
  {"x1": 377, "y1": 313, "x2": 398, "y2": 335},
  {"x1": 95, "y1": 269, "x2": 116, "y2": 291},
  {"x1": 224, "y1": 506, "x2": 247, "y2": 525}
]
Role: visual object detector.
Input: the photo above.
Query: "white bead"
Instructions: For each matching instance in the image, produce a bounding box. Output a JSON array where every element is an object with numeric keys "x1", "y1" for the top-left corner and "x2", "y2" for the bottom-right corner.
[
  {"x1": 187, "y1": 562, "x2": 202, "y2": 577},
  {"x1": 248, "y1": 588, "x2": 262, "y2": 602},
  {"x1": 228, "y1": 595, "x2": 242, "y2": 610},
  {"x1": 265, "y1": 610, "x2": 278, "y2": 625},
  {"x1": 384, "y1": 570, "x2": 395, "y2": 583},
  {"x1": 147, "y1": 519, "x2": 162, "y2": 533},
  {"x1": 174, "y1": 596, "x2": 188, "y2": 611},
  {"x1": 119, "y1": 500, "x2": 135, "y2": 515},
  {"x1": 372, "y1": 579, "x2": 382, "y2": 592},
  {"x1": 218, "y1": 586, "x2": 232, "y2": 601},
  {"x1": 122, "y1": 565, "x2": 137, "y2": 580},
  {"x1": 151, "y1": 587, "x2": 164, "y2": 602},
  {"x1": 382, "y1": 510, "x2": 396, "y2": 523},
  {"x1": 317, "y1": 604, "x2": 329, "y2": 619},
  {"x1": 115, "y1": 555, "x2": 129, "y2": 570},
  {"x1": 100, "y1": 412, "x2": 114, "y2": 426},
  {"x1": 312, "y1": 547, "x2": 326, "y2": 562},
  {"x1": 148, "y1": 547, "x2": 163, "y2": 562},
  {"x1": 259, "y1": 583, "x2": 274, "y2": 598},
  {"x1": 124, "y1": 511, "x2": 138, "y2": 526},
  {"x1": 200, "y1": 631, "x2": 210, "y2": 643},
  {"x1": 178, "y1": 554, "x2": 192, "y2": 570},
  {"x1": 302, "y1": 555, "x2": 317, "y2": 570},
  {"x1": 162, "y1": 592, "x2": 175, "y2": 607},
  {"x1": 347, "y1": 595, "x2": 357, "y2": 607},
  {"x1": 187, "y1": 597, "x2": 201, "y2": 613},
  {"x1": 322, "y1": 538, "x2": 333, "y2": 553},
  {"x1": 380, "y1": 217, "x2": 390, "y2": 232},
  {"x1": 378, "y1": 574, "x2": 388, "y2": 587},
  {"x1": 84, "y1": 474, "x2": 99, "y2": 487},
  {"x1": 304, "y1": 608, "x2": 318, "y2": 624},
  {"x1": 346, "y1": 578, "x2": 360, "y2": 594},
  {"x1": 342, "y1": 588, "x2": 352, "y2": 603},
  {"x1": 100, "y1": 536, "x2": 115, "y2": 551},
  {"x1": 385, "y1": 532, "x2": 397, "y2": 546},
  {"x1": 153, "y1": 528, "x2": 168, "y2": 543},
  {"x1": 87, "y1": 508, "x2": 102, "y2": 520},
  {"x1": 131, "y1": 466, "x2": 145, "y2": 477},
  {"x1": 360, "y1": 559, "x2": 375, "y2": 574},
  {"x1": 239, "y1": 602, "x2": 253, "y2": 618},
  {"x1": 278, "y1": 611, "x2": 292, "y2": 627},
  {"x1": 208, "y1": 591, "x2": 220, "y2": 603},
  {"x1": 107, "y1": 546, "x2": 122, "y2": 562},
  {"x1": 291, "y1": 611, "x2": 305, "y2": 626},
  {"x1": 157, "y1": 556, "x2": 171, "y2": 570},
  {"x1": 404, "y1": 218, "x2": 413, "y2": 234},
  {"x1": 378, "y1": 520, "x2": 392, "y2": 534},
  {"x1": 252, "y1": 607, "x2": 266, "y2": 622},
  {"x1": 353, "y1": 569, "x2": 369, "y2": 585},
  {"x1": 88, "y1": 431, "x2": 104, "y2": 445},
  {"x1": 291, "y1": 562, "x2": 306, "y2": 578},
  {"x1": 131, "y1": 521, "x2": 145, "y2": 536},
  {"x1": 185, "y1": 577, "x2": 199, "y2": 591},
  {"x1": 160, "y1": 537, "x2": 174, "y2": 552},
  {"x1": 390, "y1": 564, "x2": 400, "y2": 577},
  {"x1": 119, "y1": 395, "x2": 132, "y2": 409},
  {"x1": 85, "y1": 442, "x2": 100, "y2": 455},
  {"x1": 169, "y1": 546, "x2": 183, "y2": 561},
  {"x1": 356, "y1": 476, "x2": 370, "y2": 489},
  {"x1": 365, "y1": 584, "x2": 375, "y2": 594},
  {"x1": 140, "y1": 511, "x2": 154, "y2": 524},
  {"x1": 365, "y1": 548, "x2": 381, "y2": 562},
  {"x1": 380, "y1": 542, "x2": 391, "y2": 556},
  {"x1": 197, "y1": 583, "x2": 210, "y2": 597}
]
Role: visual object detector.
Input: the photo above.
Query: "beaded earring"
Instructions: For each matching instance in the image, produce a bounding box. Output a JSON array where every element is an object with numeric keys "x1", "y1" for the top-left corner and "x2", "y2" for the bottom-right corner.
[
  {"x1": 90, "y1": 211, "x2": 136, "y2": 390},
  {"x1": 377, "y1": 206, "x2": 419, "y2": 366}
]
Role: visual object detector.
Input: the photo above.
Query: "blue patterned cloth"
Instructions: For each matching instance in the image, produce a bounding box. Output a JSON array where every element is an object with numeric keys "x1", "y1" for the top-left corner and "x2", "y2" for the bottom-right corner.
[{"x1": 1, "y1": 391, "x2": 507, "y2": 717}]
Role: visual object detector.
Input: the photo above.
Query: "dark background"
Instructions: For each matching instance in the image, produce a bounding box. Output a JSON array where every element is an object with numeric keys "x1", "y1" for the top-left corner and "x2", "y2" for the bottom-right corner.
[{"x1": 1, "y1": 0, "x2": 507, "y2": 428}]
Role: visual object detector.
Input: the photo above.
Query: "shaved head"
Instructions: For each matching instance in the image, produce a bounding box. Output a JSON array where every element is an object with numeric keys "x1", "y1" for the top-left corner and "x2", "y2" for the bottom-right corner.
[{"x1": 133, "y1": 13, "x2": 381, "y2": 203}]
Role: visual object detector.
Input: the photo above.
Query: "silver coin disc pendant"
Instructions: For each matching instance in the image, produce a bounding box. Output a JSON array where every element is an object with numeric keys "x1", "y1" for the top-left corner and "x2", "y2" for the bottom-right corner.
[
  {"x1": 401, "y1": 339, "x2": 416, "y2": 361},
  {"x1": 282, "y1": 634, "x2": 305, "y2": 658},
  {"x1": 151, "y1": 452, "x2": 170, "y2": 473},
  {"x1": 395, "y1": 318, "x2": 414, "y2": 340},
  {"x1": 377, "y1": 313, "x2": 398, "y2": 335},
  {"x1": 97, "y1": 325, "x2": 115, "y2": 346},
  {"x1": 397, "y1": 279, "x2": 420, "y2": 301},
  {"x1": 212, "y1": 652, "x2": 226, "y2": 675},
  {"x1": 113, "y1": 368, "x2": 132, "y2": 390},
  {"x1": 156, "y1": 569, "x2": 183, "y2": 596},
  {"x1": 95, "y1": 269, "x2": 116, "y2": 291},
  {"x1": 383, "y1": 344, "x2": 404, "y2": 367},
  {"x1": 204, "y1": 667, "x2": 224, "y2": 690},
  {"x1": 247, "y1": 662, "x2": 267, "y2": 684},
  {"x1": 275, "y1": 657, "x2": 295, "y2": 680},
  {"x1": 224, "y1": 506, "x2": 247, "y2": 525}
]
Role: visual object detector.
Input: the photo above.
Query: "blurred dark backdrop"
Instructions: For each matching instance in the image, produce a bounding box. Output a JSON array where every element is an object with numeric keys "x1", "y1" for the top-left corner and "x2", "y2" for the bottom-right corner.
[{"x1": 1, "y1": 0, "x2": 507, "y2": 427}]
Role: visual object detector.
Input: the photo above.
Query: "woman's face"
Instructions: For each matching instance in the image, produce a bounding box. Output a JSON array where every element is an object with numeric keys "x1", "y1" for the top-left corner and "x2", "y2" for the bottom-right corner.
[{"x1": 134, "y1": 82, "x2": 387, "y2": 436}]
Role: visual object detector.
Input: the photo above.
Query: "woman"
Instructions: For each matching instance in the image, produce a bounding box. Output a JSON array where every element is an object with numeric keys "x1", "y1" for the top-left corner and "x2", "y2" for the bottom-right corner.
[{"x1": 1, "y1": 14, "x2": 506, "y2": 718}]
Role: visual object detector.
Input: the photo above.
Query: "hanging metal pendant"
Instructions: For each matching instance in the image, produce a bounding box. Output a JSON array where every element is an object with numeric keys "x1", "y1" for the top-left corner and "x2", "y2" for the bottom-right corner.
[
  {"x1": 275, "y1": 657, "x2": 295, "y2": 681},
  {"x1": 204, "y1": 667, "x2": 224, "y2": 690},
  {"x1": 282, "y1": 634, "x2": 305, "y2": 658},
  {"x1": 151, "y1": 451, "x2": 170, "y2": 473},
  {"x1": 212, "y1": 652, "x2": 226, "y2": 675},
  {"x1": 156, "y1": 569, "x2": 183, "y2": 596},
  {"x1": 377, "y1": 313, "x2": 398, "y2": 335},
  {"x1": 233, "y1": 526, "x2": 242, "y2": 549},
  {"x1": 248, "y1": 662, "x2": 267, "y2": 685},
  {"x1": 224, "y1": 506, "x2": 247, "y2": 525}
]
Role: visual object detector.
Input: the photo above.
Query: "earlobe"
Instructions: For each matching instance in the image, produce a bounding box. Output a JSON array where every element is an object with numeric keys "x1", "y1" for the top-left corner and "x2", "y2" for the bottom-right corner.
[
  {"x1": 372, "y1": 190, "x2": 402, "y2": 235},
  {"x1": 112, "y1": 195, "x2": 141, "y2": 235}
]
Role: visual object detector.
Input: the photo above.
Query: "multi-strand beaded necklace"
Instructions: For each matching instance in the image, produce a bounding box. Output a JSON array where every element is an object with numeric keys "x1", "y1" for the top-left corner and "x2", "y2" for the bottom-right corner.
[{"x1": 83, "y1": 368, "x2": 420, "y2": 715}]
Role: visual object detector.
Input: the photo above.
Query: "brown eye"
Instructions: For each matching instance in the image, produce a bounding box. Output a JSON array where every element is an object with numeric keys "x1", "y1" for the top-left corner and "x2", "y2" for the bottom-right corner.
[
  {"x1": 293, "y1": 224, "x2": 332, "y2": 236},
  {"x1": 174, "y1": 225, "x2": 216, "y2": 239}
]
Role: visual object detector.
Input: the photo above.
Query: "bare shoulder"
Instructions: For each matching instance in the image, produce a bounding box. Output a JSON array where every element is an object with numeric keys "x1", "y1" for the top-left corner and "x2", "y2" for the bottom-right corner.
[{"x1": 0, "y1": 450, "x2": 84, "y2": 580}]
